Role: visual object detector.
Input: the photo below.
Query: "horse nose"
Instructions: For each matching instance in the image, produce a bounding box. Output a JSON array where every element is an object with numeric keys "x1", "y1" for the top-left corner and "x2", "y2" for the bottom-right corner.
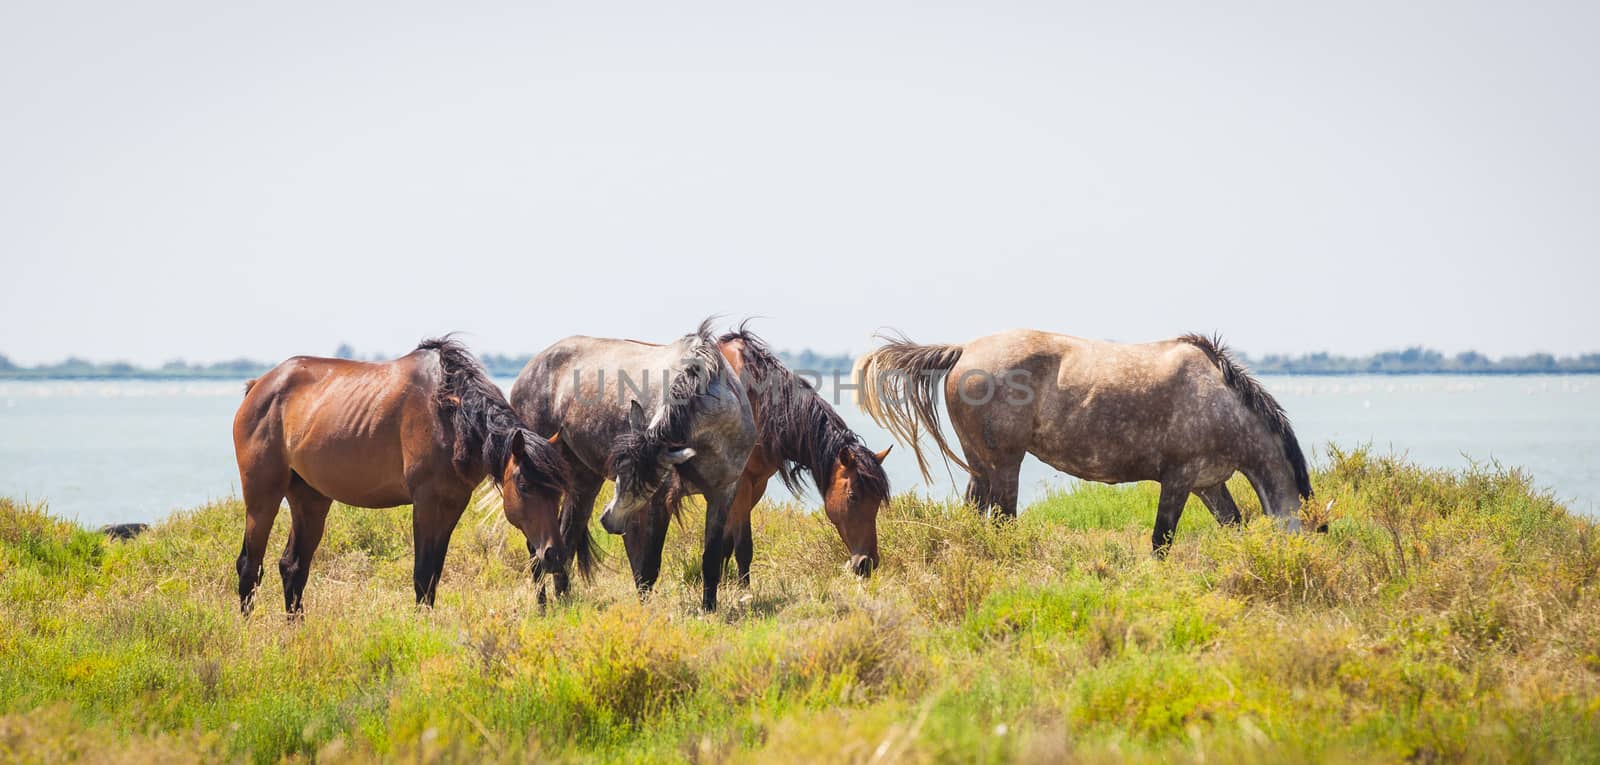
[
  {"x1": 599, "y1": 506, "x2": 625, "y2": 535},
  {"x1": 849, "y1": 554, "x2": 876, "y2": 578},
  {"x1": 534, "y1": 542, "x2": 561, "y2": 568}
]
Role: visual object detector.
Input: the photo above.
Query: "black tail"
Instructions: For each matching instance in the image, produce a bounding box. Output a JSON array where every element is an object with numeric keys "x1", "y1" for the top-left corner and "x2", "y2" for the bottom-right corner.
[
  {"x1": 560, "y1": 489, "x2": 599, "y2": 582},
  {"x1": 853, "y1": 332, "x2": 967, "y2": 482},
  {"x1": 1178, "y1": 333, "x2": 1313, "y2": 499}
]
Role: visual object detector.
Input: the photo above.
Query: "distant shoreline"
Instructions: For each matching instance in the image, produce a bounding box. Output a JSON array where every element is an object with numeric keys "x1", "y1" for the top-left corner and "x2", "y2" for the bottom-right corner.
[
  {"x1": 4, "y1": 370, "x2": 1600, "y2": 381},
  {"x1": 4, "y1": 346, "x2": 1598, "y2": 380}
]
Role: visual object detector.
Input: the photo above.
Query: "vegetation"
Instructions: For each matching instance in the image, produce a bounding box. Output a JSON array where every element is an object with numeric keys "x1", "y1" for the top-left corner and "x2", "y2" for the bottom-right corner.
[
  {"x1": 1, "y1": 447, "x2": 1597, "y2": 763},
  {"x1": 0, "y1": 349, "x2": 850, "y2": 380},
  {"x1": 0, "y1": 354, "x2": 274, "y2": 380},
  {"x1": 1245, "y1": 347, "x2": 1600, "y2": 375}
]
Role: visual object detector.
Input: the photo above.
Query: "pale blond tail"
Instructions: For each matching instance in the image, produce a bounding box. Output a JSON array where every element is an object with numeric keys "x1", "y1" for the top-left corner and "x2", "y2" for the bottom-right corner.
[{"x1": 852, "y1": 336, "x2": 969, "y2": 482}]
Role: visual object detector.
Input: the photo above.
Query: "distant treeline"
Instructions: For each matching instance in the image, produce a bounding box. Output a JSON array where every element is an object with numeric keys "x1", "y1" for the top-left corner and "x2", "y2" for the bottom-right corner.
[
  {"x1": 0, "y1": 346, "x2": 858, "y2": 380},
  {"x1": 3, "y1": 345, "x2": 1598, "y2": 380},
  {"x1": 1243, "y1": 348, "x2": 1600, "y2": 375},
  {"x1": 0, "y1": 355, "x2": 274, "y2": 380}
]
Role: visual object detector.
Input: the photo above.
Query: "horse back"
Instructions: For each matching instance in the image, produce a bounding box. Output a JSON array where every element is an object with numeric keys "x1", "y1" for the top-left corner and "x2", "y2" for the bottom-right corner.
[
  {"x1": 949, "y1": 331, "x2": 1250, "y2": 484},
  {"x1": 511, "y1": 333, "x2": 754, "y2": 484},
  {"x1": 233, "y1": 354, "x2": 437, "y2": 507},
  {"x1": 511, "y1": 336, "x2": 668, "y2": 473}
]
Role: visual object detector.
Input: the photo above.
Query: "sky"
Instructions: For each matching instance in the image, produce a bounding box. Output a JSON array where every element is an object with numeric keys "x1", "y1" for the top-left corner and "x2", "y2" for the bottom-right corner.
[{"x1": 2, "y1": 0, "x2": 1596, "y2": 366}]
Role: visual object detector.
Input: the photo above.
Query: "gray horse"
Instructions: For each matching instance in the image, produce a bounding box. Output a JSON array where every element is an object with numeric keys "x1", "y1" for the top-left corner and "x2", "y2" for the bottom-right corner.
[
  {"x1": 854, "y1": 330, "x2": 1312, "y2": 553},
  {"x1": 509, "y1": 319, "x2": 757, "y2": 611}
]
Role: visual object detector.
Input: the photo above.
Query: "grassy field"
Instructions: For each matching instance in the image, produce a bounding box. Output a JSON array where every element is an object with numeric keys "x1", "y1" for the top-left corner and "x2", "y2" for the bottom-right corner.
[{"x1": 2, "y1": 447, "x2": 1598, "y2": 763}]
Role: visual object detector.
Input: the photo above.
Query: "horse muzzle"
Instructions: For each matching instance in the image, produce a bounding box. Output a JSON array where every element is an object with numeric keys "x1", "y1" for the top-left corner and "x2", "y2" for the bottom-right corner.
[
  {"x1": 848, "y1": 554, "x2": 877, "y2": 578},
  {"x1": 599, "y1": 504, "x2": 626, "y2": 535},
  {"x1": 531, "y1": 543, "x2": 562, "y2": 574}
]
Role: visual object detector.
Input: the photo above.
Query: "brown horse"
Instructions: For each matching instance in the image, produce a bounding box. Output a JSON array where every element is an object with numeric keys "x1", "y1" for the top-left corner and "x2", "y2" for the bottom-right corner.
[
  {"x1": 641, "y1": 326, "x2": 893, "y2": 586},
  {"x1": 232, "y1": 337, "x2": 570, "y2": 615},
  {"x1": 855, "y1": 330, "x2": 1313, "y2": 553}
]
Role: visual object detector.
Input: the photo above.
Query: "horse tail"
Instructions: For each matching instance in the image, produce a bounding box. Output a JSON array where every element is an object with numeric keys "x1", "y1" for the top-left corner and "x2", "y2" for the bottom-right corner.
[
  {"x1": 561, "y1": 490, "x2": 599, "y2": 582},
  {"x1": 853, "y1": 333, "x2": 969, "y2": 482},
  {"x1": 1179, "y1": 333, "x2": 1313, "y2": 499}
]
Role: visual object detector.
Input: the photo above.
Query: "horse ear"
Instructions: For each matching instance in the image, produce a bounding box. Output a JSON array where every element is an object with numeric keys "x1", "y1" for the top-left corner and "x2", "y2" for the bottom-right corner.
[
  {"x1": 662, "y1": 447, "x2": 696, "y2": 466},
  {"x1": 873, "y1": 445, "x2": 893, "y2": 464},
  {"x1": 508, "y1": 429, "x2": 527, "y2": 459},
  {"x1": 547, "y1": 430, "x2": 560, "y2": 446},
  {"x1": 628, "y1": 400, "x2": 647, "y2": 430}
]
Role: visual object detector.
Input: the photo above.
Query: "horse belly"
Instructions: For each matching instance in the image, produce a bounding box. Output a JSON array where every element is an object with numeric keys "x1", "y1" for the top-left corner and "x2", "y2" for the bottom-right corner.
[
  {"x1": 290, "y1": 449, "x2": 410, "y2": 506},
  {"x1": 286, "y1": 427, "x2": 413, "y2": 508},
  {"x1": 1031, "y1": 442, "x2": 1159, "y2": 485},
  {"x1": 1029, "y1": 409, "x2": 1164, "y2": 485}
]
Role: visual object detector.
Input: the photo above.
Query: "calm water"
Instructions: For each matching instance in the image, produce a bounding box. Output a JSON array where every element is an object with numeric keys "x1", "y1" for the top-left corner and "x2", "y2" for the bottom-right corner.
[{"x1": 1, "y1": 375, "x2": 1596, "y2": 527}]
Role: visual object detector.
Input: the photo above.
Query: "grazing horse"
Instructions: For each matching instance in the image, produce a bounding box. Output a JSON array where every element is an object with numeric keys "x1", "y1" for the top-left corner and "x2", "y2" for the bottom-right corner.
[
  {"x1": 700, "y1": 326, "x2": 893, "y2": 582},
  {"x1": 855, "y1": 330, "x2": 1313, "y2": 553},
  {"x1": 232, "y1": 338, "x2": 570, "y2": 615},
  {"x1": 509, "y1": 319, "x2": 757, "y2": 611},
  {"x1": 609, "y1": 325, "x2": 894, "y2": 590}
]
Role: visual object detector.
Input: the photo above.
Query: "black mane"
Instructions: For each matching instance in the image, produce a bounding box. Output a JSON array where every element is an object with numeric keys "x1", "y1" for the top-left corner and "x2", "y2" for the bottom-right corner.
[
  {"x1": 1178, "y1": 333, "x2": 1312, "y2": 499},
  {"x1": 607, "y1": 318, "x2": 726, "y2": 494},
  {"x1": 417, "y1": 336, "x2": 570, "y2": 497},
  {"x1": 720, "y1": 321, "x2": 889, "y2": 501}
]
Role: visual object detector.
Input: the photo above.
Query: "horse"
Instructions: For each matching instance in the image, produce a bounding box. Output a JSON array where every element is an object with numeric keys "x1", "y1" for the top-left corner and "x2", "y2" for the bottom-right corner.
[
  {"x1": 508, "y1": 319, "x2": 757, "y2": 611},
  {"x1": 854, "y1": 330, "x2": 1313, "y2": 553},
  {"x1": 604, "y1": 324, "x2": 893, "y2": 591},
  {"x1": 232, "y1": 337, "x2": 570, "y2": 615}
]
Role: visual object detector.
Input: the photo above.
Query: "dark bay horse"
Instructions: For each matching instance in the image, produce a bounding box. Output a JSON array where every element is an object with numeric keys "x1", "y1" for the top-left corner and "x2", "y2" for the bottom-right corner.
[
  {"x1": 509, "y1": 320, "x2": 757, "y2": 611},
  {"x1": 855, "y1": 330, "x2": 1313, "y2": 553},
  {"x1": 677, "y1": 326, "x2": 892, "y2": 584},
  {"x1": 232, "y1": 338, "x2": 570, "y2": 615},
  {"x1": 608, "y1": 325, "x2": 894, "y2": 591}
]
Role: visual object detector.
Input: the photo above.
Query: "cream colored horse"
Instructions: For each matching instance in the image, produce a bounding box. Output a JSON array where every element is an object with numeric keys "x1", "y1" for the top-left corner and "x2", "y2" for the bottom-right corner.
[{"x1": 855, "y1": 330, "x2": 1312, "y2": 552}]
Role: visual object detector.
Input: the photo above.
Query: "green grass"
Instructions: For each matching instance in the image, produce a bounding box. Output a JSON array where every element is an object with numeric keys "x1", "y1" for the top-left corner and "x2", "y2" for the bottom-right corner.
[{"x1": 2, "y1": 446, "x2": 1598, "y2": 763}]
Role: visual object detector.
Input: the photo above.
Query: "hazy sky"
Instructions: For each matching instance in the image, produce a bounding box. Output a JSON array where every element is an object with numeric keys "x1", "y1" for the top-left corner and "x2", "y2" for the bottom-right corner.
[{"x1": 2, "y1": 1, "x2": 1596, "y2": 365}]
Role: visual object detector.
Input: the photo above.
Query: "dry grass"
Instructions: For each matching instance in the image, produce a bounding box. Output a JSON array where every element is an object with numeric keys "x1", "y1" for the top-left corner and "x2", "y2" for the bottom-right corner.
[{"x1": 1, "y1": 447, "x2": 1598, "y2": 763}]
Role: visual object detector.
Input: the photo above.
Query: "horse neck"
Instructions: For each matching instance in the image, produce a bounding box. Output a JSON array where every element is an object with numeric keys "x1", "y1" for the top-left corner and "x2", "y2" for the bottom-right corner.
[
  {"x1": 776, "y1": 386, "x2": 846, "y2": 480},
  {"x1": 1242, "y1": 428, "x2": 1303, "y2": 527},
  {"x1": 454, "y1": 397, "x2": 512, "y2": 482}
]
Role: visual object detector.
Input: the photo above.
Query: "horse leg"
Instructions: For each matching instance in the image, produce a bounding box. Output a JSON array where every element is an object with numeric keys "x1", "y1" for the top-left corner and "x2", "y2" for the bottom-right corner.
[
  {"x1": 963, "y1": 474, "x2": 991, "y2": 510},
  {"x1": 952, "y1": 419, "x2": 1023, "y2": 517},
  {"x1": 700, "y1": 487, "x2": 737, "y2": 612},
  {"x1": 732, "y1": 520, "x2": 754, "y2": 589},
  {"x1": 236, "y1": 461, "x2": 288, "y2": 616},
  {"x1": 1194, "y1": 483, "x2": 1242, "y2": 527},
  {"x1": 991, "y1": 457, "x2": 1024, "y2": 518},
  {"x1": 552, "y1": 471, "x2": 601, "y2": 599},
  {"x1": 1152, "y1": 481, "x2": 1191, "y2": 556},
  {"x1": 966, "y1": 451, "x2": 1024, "y2": 518},
  {"x1": 726, "y1": 475, "x2": 766, "y2": 589},
  {"x1": 279, "y1": 474, "x2": 332, "y2": 616},
  {"x1": 411, "y1": 490, "x2": 468, "y2": 608},
  {"x1": 622, "y1": 492, "x2": 672, "y2": 597}
]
